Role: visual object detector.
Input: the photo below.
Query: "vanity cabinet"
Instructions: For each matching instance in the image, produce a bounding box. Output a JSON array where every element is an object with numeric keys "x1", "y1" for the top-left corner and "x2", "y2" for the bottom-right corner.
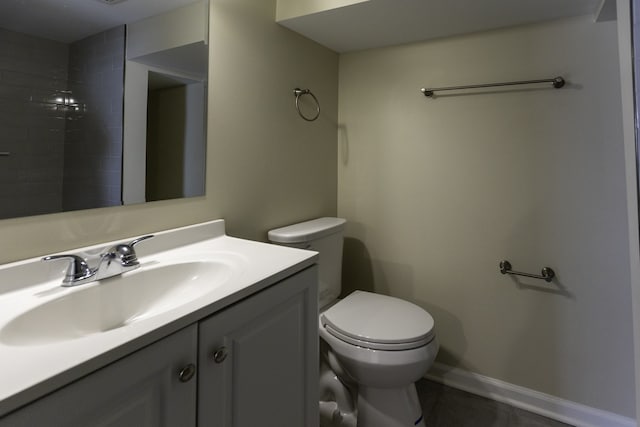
[
  {"x1": 198, "y1": 266, "x2": 318, "y2": 427},
  {"x1": 0, "y1": 266, "x2": 318, "y2": 427},
  {"x1": 0, "y1": 324, "x2": 198, "y2": 427}
]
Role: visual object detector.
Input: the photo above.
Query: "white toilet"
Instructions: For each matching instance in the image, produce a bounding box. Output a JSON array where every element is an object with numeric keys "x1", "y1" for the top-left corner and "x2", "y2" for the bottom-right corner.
[{"x1": 268, "y1": 217, "x2": 439, "y2": 427}]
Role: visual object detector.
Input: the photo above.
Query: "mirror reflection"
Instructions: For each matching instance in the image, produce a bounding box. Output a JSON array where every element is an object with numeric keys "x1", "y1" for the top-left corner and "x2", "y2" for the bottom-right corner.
[{"x1": 0, "y1": 0, "x2": 208, "y2": 219}]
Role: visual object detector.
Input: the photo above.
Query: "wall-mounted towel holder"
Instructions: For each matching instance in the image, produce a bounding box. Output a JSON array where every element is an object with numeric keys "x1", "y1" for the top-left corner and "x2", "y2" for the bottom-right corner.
[
  {"x1": 499, "y1": 260, "x2": 555, "y2": 282},
  {"x1": 293, "y1": 88, "x2": 320, "y2": 121},
  {"x1": 421, "y1": 76, "x2": 565, "y2": 98}
]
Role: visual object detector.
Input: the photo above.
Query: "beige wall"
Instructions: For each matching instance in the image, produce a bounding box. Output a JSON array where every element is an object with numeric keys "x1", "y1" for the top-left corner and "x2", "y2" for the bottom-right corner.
[
  {"x1": 207, "y1": 0, "x2": 338, "y2": 240},
  {"x1": 338, "y1": 16, "x2": 635, "y2": 417},
  {"x1": 0, "y1": 0, "x2": 338, "y2": 264}
]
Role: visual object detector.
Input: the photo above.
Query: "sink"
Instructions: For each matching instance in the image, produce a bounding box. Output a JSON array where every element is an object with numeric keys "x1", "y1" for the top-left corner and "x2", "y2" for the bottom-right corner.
[
  {"x1": 0, "y1": 261, "x2": 234, "y2": 346},
  {"x1": 0, "y1": 219, "x2": 321, "y2": 418}
]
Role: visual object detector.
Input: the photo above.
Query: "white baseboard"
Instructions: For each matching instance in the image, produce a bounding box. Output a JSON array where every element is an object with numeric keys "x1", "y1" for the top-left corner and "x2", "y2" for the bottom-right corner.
[{"x1": 425, "y1": 362, "x2": 636, "y2": 427}]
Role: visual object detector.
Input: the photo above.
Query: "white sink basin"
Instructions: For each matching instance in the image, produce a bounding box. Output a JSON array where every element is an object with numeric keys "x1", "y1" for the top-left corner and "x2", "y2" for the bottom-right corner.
[{"x1": 0, "y1": 260, "x2": 233, "y2": 346}]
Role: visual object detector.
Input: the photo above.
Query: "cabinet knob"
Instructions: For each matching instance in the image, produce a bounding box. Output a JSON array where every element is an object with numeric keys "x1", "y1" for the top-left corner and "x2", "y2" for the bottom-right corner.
[
  {"x1": 178, "y1": 363, "x2": 196, "y2": 382},
  {"x1": 213, "y1": 346, "x2": 228, "y2": 363}
]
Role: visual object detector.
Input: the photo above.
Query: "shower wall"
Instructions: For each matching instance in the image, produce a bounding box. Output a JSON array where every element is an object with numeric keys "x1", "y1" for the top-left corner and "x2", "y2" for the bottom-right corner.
[
  {"x1": 0, "y1": 28, "x2": 68, "y2": 218},
  {"x1": 63, "y1": 26, "x2": 125, "y2": 211},
  {"x1": 0, "y1": 26, "x2": 125, "y2": 218}
]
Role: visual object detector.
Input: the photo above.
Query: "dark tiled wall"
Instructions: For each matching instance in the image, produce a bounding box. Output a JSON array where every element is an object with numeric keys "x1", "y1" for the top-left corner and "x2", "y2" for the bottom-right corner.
[
  {"x1": 0, "y1": 28, "x2": 68, "y2": 218},
  {"x1": 0, "y1": 25, "x2": 125, "y2": 218},
  {"x1": 63, "y1": 26, "x2": 125, "y2": 211}
]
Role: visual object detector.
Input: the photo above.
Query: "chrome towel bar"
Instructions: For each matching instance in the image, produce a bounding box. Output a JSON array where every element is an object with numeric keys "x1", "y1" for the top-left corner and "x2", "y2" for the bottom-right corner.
[
  {"x1": 499, "y1": 260, "x2": 555, "y2": 283},
  {"x1": 0, "y1": 152, "x2": 10, "y2": 157},
  {"x1": 421, "y1": 76, "x2": 565, "y2": 98}
]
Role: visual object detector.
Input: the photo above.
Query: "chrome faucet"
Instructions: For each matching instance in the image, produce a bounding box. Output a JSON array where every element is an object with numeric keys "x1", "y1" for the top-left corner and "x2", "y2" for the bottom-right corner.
[
  {"x1": 43, "y1": 235, "x2": 154, "y2": 287},
  {"x1": 94, "y1": 235, "x2": 154, "y2": 281}
]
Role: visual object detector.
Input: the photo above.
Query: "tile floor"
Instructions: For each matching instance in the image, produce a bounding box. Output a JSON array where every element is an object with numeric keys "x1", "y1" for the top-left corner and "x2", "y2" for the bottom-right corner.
[{"x1": 416, "y1": 380, "x2": 574, "y2": 427}]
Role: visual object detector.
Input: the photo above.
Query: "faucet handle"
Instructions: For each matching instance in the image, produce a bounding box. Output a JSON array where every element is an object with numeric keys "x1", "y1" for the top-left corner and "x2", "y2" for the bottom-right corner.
[
  {"x1": 105, "y1": 235, "x2": 155, "y2": 267},
  {"x1": 128, "y1": 234, "x2": 154, "y2": 249},
  {"x1": 42, "y1": 254, "x2": 95, "y2": 285}
]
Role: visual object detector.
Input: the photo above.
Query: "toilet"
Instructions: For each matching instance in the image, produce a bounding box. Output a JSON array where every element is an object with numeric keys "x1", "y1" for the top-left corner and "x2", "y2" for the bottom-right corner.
[{"x1": 268, "y1": 217, "x2": 439, "y2": 427}]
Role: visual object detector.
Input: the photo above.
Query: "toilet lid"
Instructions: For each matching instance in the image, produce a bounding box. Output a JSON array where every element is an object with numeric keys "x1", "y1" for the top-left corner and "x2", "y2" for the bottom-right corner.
[{"x1": 320, "y1": 291, "x2": 435, "y2": 350}]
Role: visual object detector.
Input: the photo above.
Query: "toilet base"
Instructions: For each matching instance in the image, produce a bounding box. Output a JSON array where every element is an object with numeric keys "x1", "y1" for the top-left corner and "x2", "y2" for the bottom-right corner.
[
  {"x1": 357, "y1": 384, "x2": 425, "y2": 427},
  {"x1": 319, "y1": 359, "x2": 357, "y2": 427}
]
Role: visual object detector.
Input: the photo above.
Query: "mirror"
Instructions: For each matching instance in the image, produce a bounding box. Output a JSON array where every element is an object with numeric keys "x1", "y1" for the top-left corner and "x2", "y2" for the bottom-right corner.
[{"x1": 0, "y1": 0, "x2": 208, "y2": 219}]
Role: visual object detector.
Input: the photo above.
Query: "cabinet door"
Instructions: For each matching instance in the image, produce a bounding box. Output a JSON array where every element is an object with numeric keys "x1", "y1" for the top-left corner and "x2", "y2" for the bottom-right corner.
[
  {"x1": 198, "y1": 266, "x2": 319, "y2": 427},
  {"x1": 1, "y1": 325, "x2": 198, "y2": 427}
]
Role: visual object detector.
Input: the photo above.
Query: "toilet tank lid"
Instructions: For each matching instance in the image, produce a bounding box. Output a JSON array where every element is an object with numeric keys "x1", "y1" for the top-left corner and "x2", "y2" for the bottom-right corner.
[{"x1": 268, "y1": 217, "x2": 346, "y2": 244}]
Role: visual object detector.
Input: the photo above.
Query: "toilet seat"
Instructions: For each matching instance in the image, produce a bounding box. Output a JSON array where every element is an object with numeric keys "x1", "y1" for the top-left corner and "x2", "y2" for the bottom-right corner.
[{"x1": 320, "y1": 291, "x2": 435, "y2": 351}]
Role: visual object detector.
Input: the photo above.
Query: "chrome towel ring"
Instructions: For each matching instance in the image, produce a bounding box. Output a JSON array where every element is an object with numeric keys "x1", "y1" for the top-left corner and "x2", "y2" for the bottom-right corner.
[{"x1": 293, "y1": 88, "x2": 320, "y2": 121}]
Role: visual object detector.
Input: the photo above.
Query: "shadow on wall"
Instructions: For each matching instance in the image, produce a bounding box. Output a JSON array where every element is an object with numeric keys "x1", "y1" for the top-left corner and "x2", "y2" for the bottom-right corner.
[
  {"x1": 341, "y1": 224, "x2": 422, "y2": 297},
  {"x1": 338, "y1": 124, "x2": 349, "y2": 166},
  {"x1": 341, "y1": 237, "x2": 374, "y2": 296},
  {"x1": 504, "y1": 274, "x2": 574, "y2": 298}
]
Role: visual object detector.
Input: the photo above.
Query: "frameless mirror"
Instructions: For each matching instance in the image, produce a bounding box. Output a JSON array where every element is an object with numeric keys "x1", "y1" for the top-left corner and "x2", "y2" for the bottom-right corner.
[{"x1": 0, "y1": 0, "x2": 208, "y2": 219}]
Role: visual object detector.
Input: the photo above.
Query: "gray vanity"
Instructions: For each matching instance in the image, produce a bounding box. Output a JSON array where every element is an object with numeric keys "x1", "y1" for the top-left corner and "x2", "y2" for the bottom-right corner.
[{"x1": 0, "y1": 220, "x2": 319, "y2": 427}]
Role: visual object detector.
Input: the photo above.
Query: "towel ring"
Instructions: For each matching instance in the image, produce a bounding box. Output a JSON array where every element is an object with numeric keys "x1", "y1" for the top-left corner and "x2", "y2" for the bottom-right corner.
[{"x1": 293, "y1": 88, "x2": 320, "y2": 121}]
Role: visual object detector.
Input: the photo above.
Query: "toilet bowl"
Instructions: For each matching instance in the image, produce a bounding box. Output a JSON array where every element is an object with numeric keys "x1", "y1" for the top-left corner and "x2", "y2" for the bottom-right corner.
[
  {"x1": 268, "y1": 218, "x2": 439, "y2": 427},
  {"x1": 319, "y1": 291, "x2": 438, "y2": 427},
  {"x1": 320, "y1": 291, "x2": 438, "y2": 387}
]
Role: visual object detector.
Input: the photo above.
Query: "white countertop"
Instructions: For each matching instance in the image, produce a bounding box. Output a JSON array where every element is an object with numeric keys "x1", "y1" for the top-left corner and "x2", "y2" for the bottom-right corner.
[{"x1": 0, "y1": 219, "x2": 317, "y2": 417}]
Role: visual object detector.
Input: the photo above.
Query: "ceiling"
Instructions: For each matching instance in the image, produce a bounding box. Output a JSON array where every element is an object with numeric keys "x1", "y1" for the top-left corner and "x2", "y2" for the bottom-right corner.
[
  {"x1": 1, "y1": 0, "x2": 612, "y2": 51},
  {"x1": 0, "y1": 0, "x2": 202, "y2": 43},
  {"x1": 277, "y1": 0, "x2": 610, "y2": 53}
]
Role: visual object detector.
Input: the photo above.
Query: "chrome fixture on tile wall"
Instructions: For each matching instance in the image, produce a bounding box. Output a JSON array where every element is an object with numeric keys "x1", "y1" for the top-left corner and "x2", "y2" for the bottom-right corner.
[{"x1": 52, "y1": 90, "x2": 83, "y2": 113}]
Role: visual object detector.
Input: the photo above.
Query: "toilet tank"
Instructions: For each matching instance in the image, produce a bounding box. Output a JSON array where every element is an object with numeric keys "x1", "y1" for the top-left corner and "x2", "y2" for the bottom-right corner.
[{"x1": 268, "y1": 217, "x2": 346, "y2": 309}]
